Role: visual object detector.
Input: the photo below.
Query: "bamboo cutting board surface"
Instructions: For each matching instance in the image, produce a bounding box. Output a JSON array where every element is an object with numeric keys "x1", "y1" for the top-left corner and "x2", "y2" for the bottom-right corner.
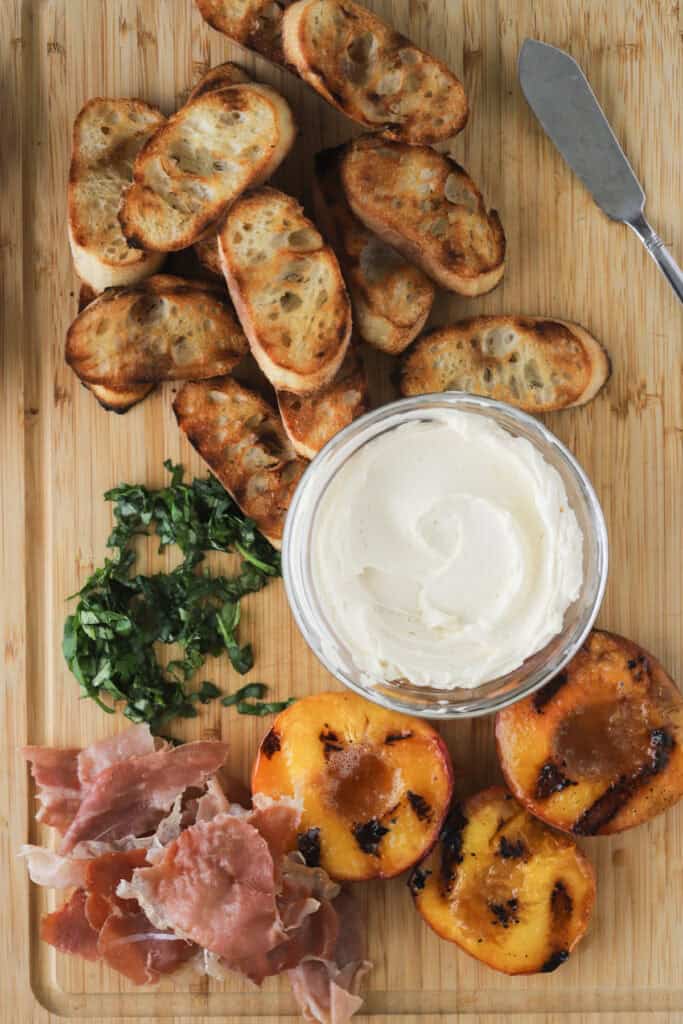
[{"x1": 1, "y1": 1, "x2": 683, "y2": 1022}]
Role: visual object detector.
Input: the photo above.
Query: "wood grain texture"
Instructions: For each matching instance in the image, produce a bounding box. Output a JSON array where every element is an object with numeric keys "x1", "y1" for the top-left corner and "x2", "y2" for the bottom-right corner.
[{"x1": 1, "y1": 0, "x2": 682, "y2": 1021}]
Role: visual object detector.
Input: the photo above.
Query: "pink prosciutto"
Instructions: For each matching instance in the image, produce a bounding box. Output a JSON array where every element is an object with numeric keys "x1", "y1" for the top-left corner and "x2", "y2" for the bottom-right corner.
[{"x1": 60, "y1": 741, "x2": 229, "y2": 853}]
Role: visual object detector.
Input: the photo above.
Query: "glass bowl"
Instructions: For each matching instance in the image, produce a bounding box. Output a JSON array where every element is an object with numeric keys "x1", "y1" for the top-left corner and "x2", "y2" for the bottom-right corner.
[{"x1": 282, "y1": 393, "x2": 608, "y2": 719}]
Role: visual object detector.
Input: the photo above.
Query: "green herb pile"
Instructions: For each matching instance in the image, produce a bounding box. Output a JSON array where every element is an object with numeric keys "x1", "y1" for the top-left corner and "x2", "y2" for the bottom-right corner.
[{"x1": 63, "y1": 461, "x2": 292, "y2": 731}]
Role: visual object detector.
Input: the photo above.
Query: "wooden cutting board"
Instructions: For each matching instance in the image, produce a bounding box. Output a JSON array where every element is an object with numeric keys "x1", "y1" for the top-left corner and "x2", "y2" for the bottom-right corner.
[{"x1": 1, "y1": 1, "x2": 682, "y2": 1022}]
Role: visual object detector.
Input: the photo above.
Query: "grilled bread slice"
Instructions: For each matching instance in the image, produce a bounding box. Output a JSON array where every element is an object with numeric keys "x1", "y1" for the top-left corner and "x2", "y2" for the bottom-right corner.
[
  {"x1": 340, "y1": 137, "x2": 505, "y2": 296},
  {"x1": 314, "y1": 146, "x2": 434, "y2": 355},
  {"x1": 195, "y1": 0, "x2": 291, "y2": 63},
  {"x1": 173, "y1": 376, "x2": 306, "y2": 546},
  {"x1": 282, "y1": 0, "x2": 467, "y2": 144},
  {"x1": 400, "y1": 316, "x2": 610, "y2": 412},
  {"x1": 187, "y1": 61, "x2": 251, "y2": 103},
  {"x1": 68, "y1": 98, "x2": 166, "y2": 292},
  {"x1": 193, "y1": 234, "x2": 223, "y2": 278},
  {"x1": 119, "y1": 84, "x2": 296, "y2": 252},
  {"x1": 277, "y1": 346, "x2": 368, "y2": 458},
  {"x1": 87, "y1": 382, "x2": 156, "y2": 414},
  {"x1": 218, "y1": 187, "x2": 352, "y2": 393},
  {"x1": 66, "y1": 275, "x2": 248, "y2": 390}
]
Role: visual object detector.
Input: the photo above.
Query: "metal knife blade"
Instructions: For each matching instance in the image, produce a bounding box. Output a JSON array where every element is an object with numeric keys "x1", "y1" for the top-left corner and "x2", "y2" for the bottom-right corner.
[{"x1": 518, "y1": 38, "x2": 644, "y2": 222}]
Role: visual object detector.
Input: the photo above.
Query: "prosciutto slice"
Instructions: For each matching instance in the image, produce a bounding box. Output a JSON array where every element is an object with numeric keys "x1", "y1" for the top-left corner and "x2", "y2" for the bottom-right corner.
[
  {"x1": 121, "y1": 812, "x2": 286, "y2": 964},
  {"x1": 40, "y1": 889, "x2": 100, "y2": 961},
  {"x1": 60, "y1": 741, "x2": 228, "y2": 853},
  {"x1": 288, "y1": 889, "x2": 372, "y2": 1024},
  {"x1": 77, "y1": 724, "x2": 157, "y2": 786},
  {"x1": 23, "y1": 725, "x2": 158, "y2": 834},
  {"x1": 24, "y1": 747, "x2": 82, "y2": 832}
]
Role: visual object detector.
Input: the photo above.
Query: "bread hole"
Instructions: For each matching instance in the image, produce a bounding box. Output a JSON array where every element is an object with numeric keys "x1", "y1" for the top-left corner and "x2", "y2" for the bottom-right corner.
[
  {"x1": 316, "y1": 289, "x2": 328, "y2": 309},
  {"x1": 100, "y1": 126, "x2": 111, "y2": 135},
  {"x1": 524, "y1": 358, "x2": 543, "y2": 389},
  {"x1": 399, "y1": 48, "x2": 419, "y2": 65},
  {"x1": 243, "y1": 223, "x2": 252, "y2": 231},
  {"x1": 483, "y1": 366, "x2": 493, "y2": 386},
  {"x1": 252, "y1": 251, "x2": 267, "y2": 264},
  {"x1": 421, "y1": 198, "x2": 440, "y2": 213},
  {"x1": 96, "y1": 318, "x2": 110, "y2": 335},
  {"x1": 268, "y1": 311, "x2": 279, "y2": 320},
  {"x1": 282, "y1": 462, "x2": 301, "y2": 483},
  {"x1": 483, "y1": 327, "x2": 517, "y2": 358},
  {"x1": 280, "y1": 291, "x2": 303, "y2": 312},
  {"x1": 425, "y1": 90, "x2": 433, "y2": 98},
  {"x1": 345, "y1": 32, "x2": 376, "y2": 84},
  {"x1": 509, "y1": 352, "x2": 519, "y2": 363},
  {"x1": 376, "y1": 69, "x2": 403, "y2": 95},
  {"x1": 429, "y1": 217, "x2": 448, "y2": 238},
  {"x1": 245, "y1": 144, "x2": 262, "y2": 160},
  {"x1": 444, "y1": 174, "x2": 479, "y2": 212},
  {"x1": 508, "y1": 375, "x2": 520, "y2": 399},
  {"x1": 288, "y1": 228, "x2": 322, "y2": 252},
  {"x1": 232, "y1": 232, "x2": 243, "y2": 244},
  {"x1": 172, "y1": 336, "x2": 196, "y2": 365},
  {"x1": 213, "y1": 160, "x2": 228, "y2": 172}
]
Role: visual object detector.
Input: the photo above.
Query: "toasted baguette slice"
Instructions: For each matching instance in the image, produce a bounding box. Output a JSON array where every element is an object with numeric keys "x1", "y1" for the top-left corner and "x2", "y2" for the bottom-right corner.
[
  {"x1": 277, "y1": 346, "x2": 368, "y2": 458},
  {"x1": 340, "y1": 137, "x2": 505, "y2": 296},
  {"x1": 218, "y1": 187, "x2": 352, "y2": 393},
  {"x1": 282, "y1": 0, "x2": 467, "y2": 144},
  {"x1": 66, "y1": 275, "x2": 248, "y2": 389},
  {"x1": 195, "y1": 0, "x2": 290, "y2": 63},
  {"x1": 119, "y1": 84, "x2": 296, "y2": 252},
  {"x1": 68, "y1": 98, "x2": 166, "y2": 292},
  {"x1": 187, "y1": 61, "x2": 251, "y2": 103},
  {"x1": 87, "y1": 382, "x2": 156, "y2": 414},
  {"x1": 173, "y1": 376, "x2": 306, "y2": 546},
  {"x1": 193, "y1": 234, "x2": 223, "y2": 278},
  {"x1": 400, "y1": 316, "x2": 611, "y2": 412},
  {"x1": 314, "y1": 147, "x2": 434, "y2": 355}
]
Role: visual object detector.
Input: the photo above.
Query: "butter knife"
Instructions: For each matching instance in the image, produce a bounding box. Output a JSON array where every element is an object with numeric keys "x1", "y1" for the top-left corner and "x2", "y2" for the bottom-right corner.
[{"x1": 518, "y1": 38, "x2": 683, "y2": 307}]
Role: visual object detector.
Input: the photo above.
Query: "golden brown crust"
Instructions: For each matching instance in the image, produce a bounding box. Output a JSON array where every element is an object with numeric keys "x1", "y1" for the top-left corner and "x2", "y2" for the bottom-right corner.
[
  {"x1": 195, "y1": 0, "x2": 289, "y2": 62},
  {"x1": 412, "y1": 786, "x2": 596, "y2": 975},
  {"x1": 66, "y1": 276, "x2": 247, "y2": 389},
  {"x1": 277, "y1": 346, "x2": 368, "y2": 458},
  {"x1": 193, "y1": 234, "x2": 224, "y2": 278},
  {"x1": 340, "y1": 137, "x2": 504, "y2": 295},
  {"x1": 86, "y1": 382, "x2": 156, "y2": 413},
  {"x1": 68, "y1": 98, "x2": 166, "y2": 292},
  {"x1": 496, "y1": 630, "x2": 683, "y2": 836},
  {"x1": 400, "y1": 315, "x2": 610, "y2": 412},
  {"x1": 173, "y1": 376, "x2": 306, "y2": 546},
  {"x1": 282, "y1": 0, "x2": 467, "y2": 144},
  {"x1": 119, "y1": 85, "x2": 296, "y2": 252},
  {"x1": 187, "y1": 61, "x2": 251, "y2": 103},
  {"x1": 313, "y1": 147, "x2": 434, "y2": 354},
  {"x1": 219, "y1": 187, "x2": 352, "y2": 394}
]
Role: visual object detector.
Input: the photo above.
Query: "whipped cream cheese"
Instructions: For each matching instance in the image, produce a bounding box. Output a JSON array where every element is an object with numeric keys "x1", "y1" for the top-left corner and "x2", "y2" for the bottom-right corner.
[{"x1": 311, "y1": 412, "x2": 584, "y2": 689}]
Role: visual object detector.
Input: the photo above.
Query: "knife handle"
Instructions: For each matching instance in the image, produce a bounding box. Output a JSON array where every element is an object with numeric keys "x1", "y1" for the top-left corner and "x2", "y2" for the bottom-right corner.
[{"x1": 627, "y1": 213, "x2": 683, "y2": 307}]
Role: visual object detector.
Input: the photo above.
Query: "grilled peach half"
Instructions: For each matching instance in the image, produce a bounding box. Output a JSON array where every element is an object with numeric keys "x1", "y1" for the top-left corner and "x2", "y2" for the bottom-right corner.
[
  {"x1": 411, "y1": 787, "x2": 595, "y2": 975},
  {"x1": 251, "y1": 691, "x2": 453, "y2": 881},
  {"x1": 496, "y1": 630, "x2": 683, "y2": 836}
]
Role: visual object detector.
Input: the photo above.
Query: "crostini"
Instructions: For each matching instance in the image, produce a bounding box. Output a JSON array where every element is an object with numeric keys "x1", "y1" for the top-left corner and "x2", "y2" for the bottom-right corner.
[{"x1": 400, "y1": 316, "x2": 610, "y2": 412}]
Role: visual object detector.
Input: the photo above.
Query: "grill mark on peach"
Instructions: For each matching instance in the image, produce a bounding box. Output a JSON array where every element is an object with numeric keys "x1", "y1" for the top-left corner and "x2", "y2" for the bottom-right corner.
[
  {"x1": 319, "y1": 728, "x2": 343, "y2": 757},
  {"x1": 439, "y1": 803, "x2": 468, "y2": 892},
  {"x1": 261, "y1": 728, "x2": 281, "y2": 759},
  {"x1": 532, "y1": 671, "x2": 568, "y2": 713},
  {"x1": 385, "y1": 730, "x2": 413, "y2": 744},
  {"x1": 535, "y1": 762, "x2": 577, "y2": 800},
  {"x1": 408, "y1": 866, "x2": 431, "y2": 894},
  {"x1": 488, "y1": 897, "x2": 519, "y2": 928},
  {"x1": 297, "y1": 827, "x2": 321, "y2": 868},
  {"x1": 407, "y1": 790, "x2": 432, "y2": 822},
  {"x1": 541, "y1": 949, "x2": 569, "y2": 973},
  {"x1": 498, "y1": 836, "x2": 526, "y2": 859},
  {"x1": 573, "y1": 727, "x2": 675, "y2": 835},
  {"x1": 352, "y1": 817, "x2": 390, "y2": 856},
  {"x1": 550, "y1": 880, "x2": 573, "y2": 922}
]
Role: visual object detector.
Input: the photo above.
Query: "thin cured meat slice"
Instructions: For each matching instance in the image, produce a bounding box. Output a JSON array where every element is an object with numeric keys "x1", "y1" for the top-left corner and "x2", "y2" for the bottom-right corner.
[
  {"x1": 121, "y1": 812, "x2": 286, "y2": 964},
  {"x1": 77, "y1": 724, "x2": 157, "y2": 786},
  {"x1": 98, "y1": 908, "x2": 196, "y2": 985},
  {"x1": 24, "y1": 725, "x2": 159, "y2": 834},
  {"x1": 288, "y1": 888, "x2": 371, "y2": 1024},
  {"x1": 41, "y1": 889, "x2": 100, "y2": 961},
  {"x1": 24, "y1": 747, "x2": 82, "y2": 832},
  {"x1": 83, "y1": 848, "x2": 150, "y2": 930},
  {"x1": 19, "y1": 845, "x2": 91, "y2": 889},
  {"x1": 60, "y1": 741, "x2": 229, "y2": 853},
  {"x1": 248, "y1": 793, "x2": 302, "y2": 866}
]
